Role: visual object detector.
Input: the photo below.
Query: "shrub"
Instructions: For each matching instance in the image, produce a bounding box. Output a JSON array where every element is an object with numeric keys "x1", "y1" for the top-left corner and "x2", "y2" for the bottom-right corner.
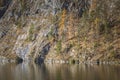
[
  {"x1": 56, "y1": 40, "x2": 62, "y2": 54},
  {"x1": 59, "y1": 9, "x2": 66, "y2": 39},
  {"x1": 28, "y1": 24, "x2": 34, "y2": 41}
]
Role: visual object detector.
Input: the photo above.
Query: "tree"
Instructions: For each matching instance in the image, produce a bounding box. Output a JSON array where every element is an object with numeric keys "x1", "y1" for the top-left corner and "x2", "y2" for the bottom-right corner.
[{"x1": 59, "y1": 8, "x2": 66, "y2": 39}]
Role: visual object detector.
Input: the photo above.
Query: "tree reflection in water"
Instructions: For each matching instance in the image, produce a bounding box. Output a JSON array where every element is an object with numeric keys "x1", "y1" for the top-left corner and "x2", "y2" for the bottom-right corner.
[{"x1": 0, "y1": 62, "x2": 120, "y2": 80}]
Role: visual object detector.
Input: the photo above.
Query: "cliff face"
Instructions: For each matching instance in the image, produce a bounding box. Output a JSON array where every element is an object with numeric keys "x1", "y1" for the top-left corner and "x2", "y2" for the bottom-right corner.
[{"x1": 0, "y1": 0, "x2": 120, "y2": 63}]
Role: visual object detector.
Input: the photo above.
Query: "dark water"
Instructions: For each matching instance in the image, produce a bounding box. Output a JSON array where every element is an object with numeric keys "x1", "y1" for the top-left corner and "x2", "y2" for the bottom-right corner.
[{"x1": 0, "y1": 62, "x2": 120, "y2": 80}]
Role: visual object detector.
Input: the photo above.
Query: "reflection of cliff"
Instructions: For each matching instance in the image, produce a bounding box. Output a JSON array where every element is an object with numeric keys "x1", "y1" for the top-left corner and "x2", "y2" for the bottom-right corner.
[
  {"x1": 12, "y1": 62, "x2": 46, "y2": 80},
  {"x1": 44, "y1": 64, "x2": 120, "y2": 80},
  {"x1": 0, "y1": 63, "x2": 120, "y2": 80}
]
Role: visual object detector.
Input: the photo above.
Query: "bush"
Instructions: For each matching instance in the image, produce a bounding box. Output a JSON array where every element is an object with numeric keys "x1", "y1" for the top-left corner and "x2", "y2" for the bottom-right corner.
[
  {"x1": 28, "y1": 24, "x2": 34, "y2": 41},
  {"x1": 56, "y1": 40, "x2": 62, "y2": 54}
]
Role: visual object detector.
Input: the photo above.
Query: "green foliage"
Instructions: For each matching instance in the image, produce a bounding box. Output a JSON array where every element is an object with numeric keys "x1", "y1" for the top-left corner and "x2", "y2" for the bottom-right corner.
[
  {"x1": 94, "y1": 42, "x2": 100, "y2": 48},
  {"x1": 47, "y1": 27, "x2": 55, "y2": 43},
  {"x1": 56, "y1": 40, "x2": 62, "y2": 54},
  {"x1": 20, "y1": 0, "x2": 27, "y2": 12},
  {"x1": 48, "y1": 28, "x2": 54, "y2": 38},
  {"x1": 51, "y1": 15, "x2": 58, "y2": 24},
  {"x1": 108, "y1": 45, "x2": 114, "y2": 51},
  {"x1": 28, "y1": 24, "x2": 34, "y2": 41},
  {"x1": 15, "y1": 18, "x2": 23, "y2": 28},
  {"x1": 16, "y1": 22, "x2": 22, "y2": 28},
  {"x1": 88, "y1": 0, "x2": 120, "y2": 34},
  {"x1": 103, "y1": 20, "x2": 109, "y2": 33},
  {"x1": 110, "y1": 50, "x2": 116, "y2": 57},
  {"x1": 15, "y1": 15, "x2": 27, "y2": 28}
]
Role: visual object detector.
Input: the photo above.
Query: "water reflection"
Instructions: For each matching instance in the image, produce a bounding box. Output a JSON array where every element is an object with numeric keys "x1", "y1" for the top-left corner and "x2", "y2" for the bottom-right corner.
[{"x1": 0, "y1": 62, "x2": 120, "y2": 80}]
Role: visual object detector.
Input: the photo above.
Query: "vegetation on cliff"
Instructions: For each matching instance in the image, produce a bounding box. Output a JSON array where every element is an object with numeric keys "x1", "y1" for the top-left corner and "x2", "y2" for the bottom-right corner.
[{"x1": 0, "y1": 0, "x2": 120, "y2": 63}]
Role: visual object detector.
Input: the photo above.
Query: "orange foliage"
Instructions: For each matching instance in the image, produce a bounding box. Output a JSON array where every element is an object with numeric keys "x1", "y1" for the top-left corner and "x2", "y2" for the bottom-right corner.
[
  {"x1": 59, "y1": 9, "x2": 66, "y2": 37},
  {"x1": 68, "y1": 13, "x2": 74, "y2": 39},
  {"x1": 90, "y1": 0, "x2": 97, "y2": 12},
  {"x1": 94, "y1": 17, "x2": 99, "y2": 27}
]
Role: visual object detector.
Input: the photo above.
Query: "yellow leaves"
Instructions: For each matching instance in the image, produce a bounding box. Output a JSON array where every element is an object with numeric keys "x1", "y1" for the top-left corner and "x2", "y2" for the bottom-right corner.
[
  {"x1": 92, "y1": 0, "x2": 97, "y2": 9},
  {"x1": 50, "y1": 36, "x2": 55, "y2": 44},
  {"x1": 68, "y1": 13, "x2": 74, "y2": 39},
  {"x1": 94, "y1": 17, "x2": 100, "y2": 27},
  {"x1": 89, "y1": 0, "x2": 97, "y2": 13},
  {"x1": 59, "y1": 9, "x2": 66, "y2": 36}
]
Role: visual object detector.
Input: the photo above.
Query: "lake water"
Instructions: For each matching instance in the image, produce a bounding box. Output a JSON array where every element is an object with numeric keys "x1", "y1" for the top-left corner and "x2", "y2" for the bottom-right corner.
[{"x1": 0, "y1": 62, "x2": 120, "y2": 80}]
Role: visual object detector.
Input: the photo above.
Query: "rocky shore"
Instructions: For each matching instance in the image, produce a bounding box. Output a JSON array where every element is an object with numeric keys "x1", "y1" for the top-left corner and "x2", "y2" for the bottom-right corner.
[{"x1": 44, "y1": 59, "x2": 120, "y2": 65}]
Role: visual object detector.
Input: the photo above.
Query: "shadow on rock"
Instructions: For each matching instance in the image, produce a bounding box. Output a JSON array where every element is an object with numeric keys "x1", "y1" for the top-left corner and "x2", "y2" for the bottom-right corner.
[
  {"x1": 16, "y1": 57, "x2": 23, "y2": 64},
  {"x1": 35, "y1": 43, "x2": 51, "y2": 64}
]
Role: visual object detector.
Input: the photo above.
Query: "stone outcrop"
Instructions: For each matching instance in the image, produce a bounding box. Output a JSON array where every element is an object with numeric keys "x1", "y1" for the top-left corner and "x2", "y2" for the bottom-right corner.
[{"x1": 0, "y1": 0, "x2": 120, "y2": 63}]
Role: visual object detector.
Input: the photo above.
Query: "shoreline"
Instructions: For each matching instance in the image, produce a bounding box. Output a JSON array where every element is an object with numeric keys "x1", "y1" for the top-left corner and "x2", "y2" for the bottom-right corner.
[
  {"x1": 44, "y1": 59, "x2": 120, "y2": 65},
  {"x1": 0, "y1": 56, "x2": 120, "y2": 65}
]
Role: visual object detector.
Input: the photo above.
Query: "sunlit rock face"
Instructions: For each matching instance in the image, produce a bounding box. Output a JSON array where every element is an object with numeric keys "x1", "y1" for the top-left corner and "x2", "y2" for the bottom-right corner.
[
  {"x1": 0, "y1": 0, "x2": 120, "y2": 63},
  {"x1": 2, "y1": 0, "x2": 89, "y2": 62}
]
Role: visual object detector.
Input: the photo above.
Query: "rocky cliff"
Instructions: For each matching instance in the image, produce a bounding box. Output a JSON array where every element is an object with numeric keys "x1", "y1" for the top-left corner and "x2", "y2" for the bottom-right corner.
[{"x1": 0, "y1": 0, "x2": 120, "y2": 63}]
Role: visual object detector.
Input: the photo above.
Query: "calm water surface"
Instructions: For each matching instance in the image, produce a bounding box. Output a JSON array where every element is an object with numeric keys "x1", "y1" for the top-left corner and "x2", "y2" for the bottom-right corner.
[{"x1": 0, "y1": 62, "x2": 120, "y2": 80}]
